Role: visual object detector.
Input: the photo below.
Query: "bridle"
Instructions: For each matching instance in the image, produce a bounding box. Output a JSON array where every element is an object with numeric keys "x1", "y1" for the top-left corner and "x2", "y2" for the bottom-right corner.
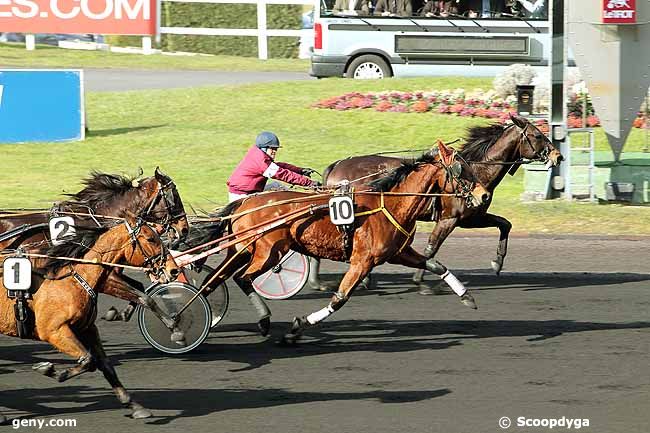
[
  {"x1": 436, "y1": 153, "x2": 481, "y2": 207},
  {"x1": 466, "y1": 121, "x2": 552, "y2": 166},
  {"x1": 123, "y1": 218, "x2": 169, "y2": 279},
  {"x1": 141, "y1": 178, "x2": 187, "y2": 236}
]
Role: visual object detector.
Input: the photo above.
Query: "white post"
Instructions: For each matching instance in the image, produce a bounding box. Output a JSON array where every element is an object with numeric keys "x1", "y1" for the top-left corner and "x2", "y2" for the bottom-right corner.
[
  {"x1": 257, "y1": 0, "x2": 268, "y2": 60},
  {"x1": 142, "y1": 36, "x2": 153, "y2": 55},
  {"x1": 25, "y1": 34, "x2": 35, "y2": 51}
]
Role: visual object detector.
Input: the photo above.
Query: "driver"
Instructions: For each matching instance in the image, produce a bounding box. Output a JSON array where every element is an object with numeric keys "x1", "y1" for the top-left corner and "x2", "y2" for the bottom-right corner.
[{"x1": 227, "y1": 131, "x2": 320, "y2": 202}]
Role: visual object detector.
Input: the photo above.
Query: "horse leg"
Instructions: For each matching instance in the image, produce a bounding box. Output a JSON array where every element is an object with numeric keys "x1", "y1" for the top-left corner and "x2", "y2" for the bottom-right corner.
[
  {"x1": 233, "y1": 272, "x2": 272, "y2": 337},
  {"x1": 459, "y1": 213, "x2": 512, "y2": 276},
  {"x1": 412, "y1": 218, "x2": 458, "y2": 294},
  {"x1": 306, "y1": 257, "x2": 335, "y2": 292},
  {"x1": 82, "y1": 325, "x2": 152, "y2": 419},
  {"x1": 282, "y1": 260, "x2": 372, "y2": 345},
  {"x1": 390, "y1": 246, "x2": 477, "y2": 309},
  {"x1": 33, "y1": 324, "x2": 96, "y2": 383},
  {"x1": 102, "y1": 273, "x2": 149, "y2": 322}
]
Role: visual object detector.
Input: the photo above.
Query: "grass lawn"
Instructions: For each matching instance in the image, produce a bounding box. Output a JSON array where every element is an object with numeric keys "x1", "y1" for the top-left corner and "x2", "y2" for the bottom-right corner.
[
  {"x1": 0, "y1": 42, "x2": 310, "y2": 72},
  {"x1": 1, "y1": 74, "x2": 648, "y2": 235}
]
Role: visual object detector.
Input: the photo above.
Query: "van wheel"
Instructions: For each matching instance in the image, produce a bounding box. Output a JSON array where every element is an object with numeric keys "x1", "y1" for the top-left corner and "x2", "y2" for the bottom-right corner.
[{"x1": 346, "y1": 55, "x2": 392, "y2": 79}]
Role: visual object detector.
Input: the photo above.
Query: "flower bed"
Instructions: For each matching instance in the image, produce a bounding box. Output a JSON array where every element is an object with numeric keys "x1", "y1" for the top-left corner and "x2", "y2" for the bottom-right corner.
[{"x1": 312, "y1": 89, "x2": 648, "y2": 130}]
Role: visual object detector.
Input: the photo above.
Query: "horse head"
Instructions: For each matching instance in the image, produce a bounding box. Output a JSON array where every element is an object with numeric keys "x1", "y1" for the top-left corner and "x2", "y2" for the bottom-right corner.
[
  {"x1": 119, "y1": 215, "x2": 180, "y2": 283},
  {"x1": 138, "y1": 168, "x2": 189, "y2": 241},
  {"x1": 437, "y1": 140, "x2": 490, "y2": 208},
  {"x1": 510, "y1": 114, "x2": 564, "y2": 168}
]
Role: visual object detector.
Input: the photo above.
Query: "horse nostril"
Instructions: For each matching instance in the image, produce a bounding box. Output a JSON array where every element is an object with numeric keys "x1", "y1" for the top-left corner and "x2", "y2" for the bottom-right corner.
[
  {"x1": 181, "y1": 227, "x2": 189, "y2": 236},
  {"x1": 557, "y1": 155, "x2": 565, "y2": 163},
  {"x1": 170, "y1": 268, "x2": 180, "y2": 278},
  {"x1": 482, "y1": 193, "x2": 490, "y2": 203}
]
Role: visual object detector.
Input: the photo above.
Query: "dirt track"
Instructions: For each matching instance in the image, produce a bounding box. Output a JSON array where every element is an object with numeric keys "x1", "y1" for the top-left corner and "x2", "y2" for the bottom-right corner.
[{"x1": 1, "y1": 234, "x2": 648, "y2": 433}]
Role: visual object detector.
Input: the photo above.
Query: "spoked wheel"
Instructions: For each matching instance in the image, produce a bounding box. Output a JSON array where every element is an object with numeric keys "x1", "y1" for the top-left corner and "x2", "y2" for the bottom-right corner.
[
  {"x1": 252, "y1": 250, "x2": 310, "y2": 300},
  {"x1": 138, "y1": 282, "x2": 212, "y2": 354},
  {"x1": 185, "y1": 265, "x2": 229, "y2": 329}
]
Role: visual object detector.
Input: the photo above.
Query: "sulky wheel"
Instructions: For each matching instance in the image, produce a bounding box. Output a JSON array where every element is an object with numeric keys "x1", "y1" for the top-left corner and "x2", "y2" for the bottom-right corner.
[
  {"x1": 252, "y1": 250, "x2": 310, "y2": 300},
  {"x1": 185, "y1": 265, "x2": 229, "y2": 329},
  {"x1": 138, "y1": 282, "x2": 212, "y2": 354}
]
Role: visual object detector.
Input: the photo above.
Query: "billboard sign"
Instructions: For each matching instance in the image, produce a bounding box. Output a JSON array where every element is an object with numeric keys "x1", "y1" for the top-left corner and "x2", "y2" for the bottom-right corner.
[
  {"x1": 0, "y1": 0, "x2": 156, "y2": 35},
  {"x1": 602, "y1": 0, "x2": 636, "y2": 24},
  {"x1": 0, "y1": 70, "x2": 85, "y2": 143}
]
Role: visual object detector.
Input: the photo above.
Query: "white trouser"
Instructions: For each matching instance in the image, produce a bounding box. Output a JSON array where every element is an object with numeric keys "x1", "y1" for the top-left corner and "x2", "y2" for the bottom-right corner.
[{"x1": 228, "y1": 192, "x2": 248, "y2": 203}]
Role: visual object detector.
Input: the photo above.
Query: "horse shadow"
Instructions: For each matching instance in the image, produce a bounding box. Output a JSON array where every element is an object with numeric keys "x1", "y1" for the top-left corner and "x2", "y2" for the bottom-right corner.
[
  {"x1": 359, "y1": 271, "x2": 650, "y2": 294},
  {"x1": 94, "y1": 317, "x2": 650, "y2": 372},
  {"x1": 0, "y1": 385, "x2": 451, "y2": 424}
]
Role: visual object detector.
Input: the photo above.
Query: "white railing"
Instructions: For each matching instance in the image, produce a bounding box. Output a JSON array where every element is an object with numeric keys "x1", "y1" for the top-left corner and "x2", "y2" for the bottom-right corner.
[{"x1": 160, "y1": 0, "x2": 313, "y2": 59}]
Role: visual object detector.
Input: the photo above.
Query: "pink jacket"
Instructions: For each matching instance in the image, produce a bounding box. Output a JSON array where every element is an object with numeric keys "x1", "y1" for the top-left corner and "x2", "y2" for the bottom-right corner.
[{"x1": 227, "y1": 146, "x2": 314, "y2": 195}]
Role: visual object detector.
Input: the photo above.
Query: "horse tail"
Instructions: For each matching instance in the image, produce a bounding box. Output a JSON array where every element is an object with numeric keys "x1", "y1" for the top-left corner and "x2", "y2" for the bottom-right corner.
[{"x1": 181, "y1": 200, "x2": 244, "y2": 250}]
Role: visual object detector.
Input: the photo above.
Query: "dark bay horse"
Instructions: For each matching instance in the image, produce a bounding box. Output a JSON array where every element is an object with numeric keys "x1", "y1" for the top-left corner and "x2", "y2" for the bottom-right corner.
[
  {"x1": 318, "y1": 115, "x2": 563, "y2": 294},
  {"x1": 0, "y1": 219, "x2": 180, "y2": 420},
  {"x1": 0, "y1": 168, "x2": 189, "y2": 323},
  {"x1": 191, "y1": 141, "x2": 490, "y2": 342}
]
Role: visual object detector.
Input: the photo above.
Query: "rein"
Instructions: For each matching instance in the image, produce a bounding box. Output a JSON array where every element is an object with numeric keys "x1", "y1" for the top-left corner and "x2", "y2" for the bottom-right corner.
[{"x1": 355, "y1": 192, "x2": 417, "y2": 253}]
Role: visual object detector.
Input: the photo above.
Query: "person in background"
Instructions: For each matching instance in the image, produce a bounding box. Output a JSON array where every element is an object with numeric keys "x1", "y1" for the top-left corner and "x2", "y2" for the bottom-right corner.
[
  {"x1": 458, "y1": 0, "x2": 481, "y2": 17},
  {"x1": 333, "y1": 0, "x2": 371, "y2": 15},
  {"x1": 515, "y1": 0, "x2": 546, "y2": 19},
  {"x1": 374, "y1": 0, "x2": 413, "y2": 16},
  {"x1": 227, "y1": 132, "x2": 320, "y2": 203}
]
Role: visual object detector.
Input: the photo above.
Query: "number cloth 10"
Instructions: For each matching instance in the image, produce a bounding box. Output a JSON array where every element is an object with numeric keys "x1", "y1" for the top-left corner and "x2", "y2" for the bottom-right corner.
[{"x1": 329, "y1": 196, "x2": 355, "y2": 225}]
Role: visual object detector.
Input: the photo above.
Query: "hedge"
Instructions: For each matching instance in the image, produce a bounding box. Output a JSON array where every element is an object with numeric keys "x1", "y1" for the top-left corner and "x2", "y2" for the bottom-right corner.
[{"x1": 107, "y1": 3, "x2": 302, "y2": 58}]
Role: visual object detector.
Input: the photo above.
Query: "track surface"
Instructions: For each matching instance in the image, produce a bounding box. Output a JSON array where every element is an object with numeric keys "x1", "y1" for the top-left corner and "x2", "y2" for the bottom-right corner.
[{"x1": 1, "y1": 234, "x2": 649, "y2": 432}]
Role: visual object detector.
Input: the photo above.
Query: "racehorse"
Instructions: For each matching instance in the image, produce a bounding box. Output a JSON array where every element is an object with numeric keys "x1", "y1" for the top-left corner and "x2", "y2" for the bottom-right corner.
[
  {"x1": 317, "y1": 115, "x2": 563, "y2": 294},
  {"x1": 0, "y1": 218, "x2": 180, "y2": 421},
  {"x1": 0, "y1": 168, "x2": 189, "y2": 324},
  {"x1": 190, "y1": 141, "x2": 490, "y2": 341}
]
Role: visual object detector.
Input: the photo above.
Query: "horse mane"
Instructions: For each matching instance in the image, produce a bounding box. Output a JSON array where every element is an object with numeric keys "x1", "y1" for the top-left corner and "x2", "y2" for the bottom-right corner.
[
  {"x1": 62, "y1": 171, "x2": 140, "y2": 210},
  {"x1": 368, "y1": 151, "x2": 438, "y2": 192},
  {"x1": 459, "y1": 123, "x2": 508, "y2": 162},
  {"x1": 42, "y1": 225, "x2": 110, "y2": 273},
  {"x1": 182, "y1": 200, "x2": 244, "y2": 250}
]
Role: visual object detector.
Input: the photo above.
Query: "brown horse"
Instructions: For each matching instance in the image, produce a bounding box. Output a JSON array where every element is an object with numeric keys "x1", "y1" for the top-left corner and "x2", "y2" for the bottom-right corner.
[
  {"x1": 0, "y1": 169, "x2": 189, "y2": 323},
  {"x1": 0, "y1": 218, "x2": 180, "y2": 421},
  {"x1": 191, "y1": 141, "x2": 489, "y2": 341},
  {"x1": 318, "y1": 115, "x2": 563, "y2": 294}
]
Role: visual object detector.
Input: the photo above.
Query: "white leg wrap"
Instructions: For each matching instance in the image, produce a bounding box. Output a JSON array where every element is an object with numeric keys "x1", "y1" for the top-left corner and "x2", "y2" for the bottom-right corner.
[
  {"x1": 306, "y1": 304, "x2": 335, "y2": 325},
  {"x1": 441, "y1": 270, "x2": 467, "y2": 297}
]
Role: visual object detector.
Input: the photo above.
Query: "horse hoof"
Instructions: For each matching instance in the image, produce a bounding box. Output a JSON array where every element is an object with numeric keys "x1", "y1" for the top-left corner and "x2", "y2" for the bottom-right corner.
[
  {"x1": 0, "y1": 414, "x2": 7, "y2": 425},
  {"x1": 412, "y1": 269, "x2": 425, "y2": 285},
  {"x1": 308, "y1": 282, "x2": 330, "y2": 292},
  {"x1": 32, "y1": 362, "x2": 55, "y2": 376},
  {"x1": 171, "y1": 329, "x2": 186, "y2": 342},
  {"x1": 418, "y1": 287, "x2": 434, "y2": 295},
  {"x1": 491, "y1": 259, "x2": 503, "y2": 276},
  {"x1": 257, "y1": 317, "x2": 271, "y2": 337},
  {"x1": 279, "y1": 334, "x2": 299, "y2": 346},
  {"x1": 460, "y1": 293, "x2": 478, "y2": 310},
  {"x1": 132, "y1": 408, "x2": 153, "y2": 419},
  {"x1": 103, "y1": 307, "x2": 119, "y2": 321}
]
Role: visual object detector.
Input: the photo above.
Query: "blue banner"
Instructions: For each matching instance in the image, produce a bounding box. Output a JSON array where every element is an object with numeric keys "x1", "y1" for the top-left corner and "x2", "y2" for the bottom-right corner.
[{"x1": 0, "y1": 70, "x2": 84, "y2": 143}]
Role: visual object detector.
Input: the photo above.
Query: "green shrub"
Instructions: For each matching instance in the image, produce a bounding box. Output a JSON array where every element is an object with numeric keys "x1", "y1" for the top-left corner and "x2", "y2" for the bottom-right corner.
[
  {"x1": 161, "y1": 2, "x2": 301, "y2": 58},
  {"x1": 106, "y1": 3, "x2": 302, "y2": 57}
]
